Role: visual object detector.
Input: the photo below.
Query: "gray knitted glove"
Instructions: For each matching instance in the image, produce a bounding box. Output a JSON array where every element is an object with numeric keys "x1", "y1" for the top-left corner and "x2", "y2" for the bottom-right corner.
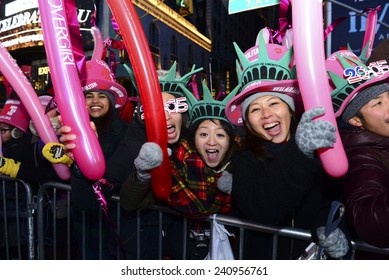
[
  {"x1": 316, "y1": 227, "x2": 349, "y2": 259},
  {"x1": 134, "y1": 142, "x2": 163, "y2": 182},
  {"x1": 295, "y1": 107, "x2": 336, "y2": 158},
  {"x1": 217, "y1": 171, "x2": 232, "y2": 194}
]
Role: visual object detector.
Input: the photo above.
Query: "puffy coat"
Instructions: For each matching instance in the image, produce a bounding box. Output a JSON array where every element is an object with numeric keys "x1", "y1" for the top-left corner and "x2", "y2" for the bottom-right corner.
[{"x1": 340, "y1": 127, "x2": 389, "y2": 248}]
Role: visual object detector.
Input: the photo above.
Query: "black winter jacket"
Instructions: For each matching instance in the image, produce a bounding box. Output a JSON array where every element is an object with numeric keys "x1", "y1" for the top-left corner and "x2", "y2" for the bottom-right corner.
[
  {"x1": 231, "y1": 139, "x2": 335, "y2": 259},
  {"x1": 71, "y1": 111, "x2": 127, "y2": 211},
  {"x1": 340, "y1": 128, "x2": 389, "y2": 249}
]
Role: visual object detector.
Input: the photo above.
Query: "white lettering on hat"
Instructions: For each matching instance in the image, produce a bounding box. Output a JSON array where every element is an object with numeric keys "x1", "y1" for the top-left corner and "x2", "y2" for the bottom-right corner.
[
  {"x1": 82, "y1": 82, "x2": 98, "y2": 91},
  {"x1": 245, "y1": 81, "x2": 263, "y2": 91},
  {"x1": 96, "y1": 59, "x2": 109, "y2": 69},
  {"x1": 110, "y1": 86, "x2": 124, "y2": 97},
  {"x1": 96, "y1": 60, "x2": 115, "y2": 79},
  {"x1": 328, "y1": 50, "x2": 355, "y2": 61},
  {"x1": 7, "y1": 105, "x2": 18, "y2": 116},
  {"x1": 6, "y1": 100, "x2": 21, "y2": 105},
  {"x1": 0, "y1": 116, "x2": 11, "y2": 121},
  {"x1": 273, "y1": 86, "x2": 299, "y2": 93},
  {"x1": 245, "y1": 46, "x2": 258, "y2": 61}
]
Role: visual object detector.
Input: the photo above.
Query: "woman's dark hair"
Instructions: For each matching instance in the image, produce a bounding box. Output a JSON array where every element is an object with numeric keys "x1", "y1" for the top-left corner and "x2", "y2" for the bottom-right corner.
[
  {"x1": 243, "y1": 103, "x2": 298, "y2": 160},
  {"x1": 188, "y1": 119, "x2": 237, "y2": 171},
  {"x1": 179, "y1": 111, "x2": 190, "y2": 140}
]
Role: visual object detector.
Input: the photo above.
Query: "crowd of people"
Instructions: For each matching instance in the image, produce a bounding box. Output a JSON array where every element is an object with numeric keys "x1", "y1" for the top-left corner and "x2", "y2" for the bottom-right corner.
[{"x1": 0, "y1": 27, "x2": 388, "y2": 260}]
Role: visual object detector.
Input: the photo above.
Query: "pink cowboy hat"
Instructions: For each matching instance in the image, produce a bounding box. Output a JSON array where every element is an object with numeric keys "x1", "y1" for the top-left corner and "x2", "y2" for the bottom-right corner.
[{"x1": 81, "y1": 59, "x2": 128, "y2": 109}]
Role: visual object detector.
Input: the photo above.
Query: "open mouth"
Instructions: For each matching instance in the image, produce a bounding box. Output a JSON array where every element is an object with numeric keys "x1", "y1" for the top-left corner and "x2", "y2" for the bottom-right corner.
[
  {"x1": 167, "y1": 124, "x2": 176, "y2": 135},
  {"x1": 263, "y1": 122, "x2": 281, "y2": 136},
  {"x1": 206, "y1": 149, "x2": 219, "y2": 162},
  {"x1": 90, "y1": 105, "x2": 102, "y2": 111}
]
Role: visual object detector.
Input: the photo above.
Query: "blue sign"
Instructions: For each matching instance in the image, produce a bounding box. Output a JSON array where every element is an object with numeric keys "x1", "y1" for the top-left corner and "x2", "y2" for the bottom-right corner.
[{"x1": 228, "y1": 0, "x2": 279, "y2": 14}]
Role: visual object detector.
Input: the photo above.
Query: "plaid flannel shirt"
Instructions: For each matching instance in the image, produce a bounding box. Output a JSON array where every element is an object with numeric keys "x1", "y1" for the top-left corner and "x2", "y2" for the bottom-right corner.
[{"x1": 166, "y1": 139, "x2": 231, "y2": 217}]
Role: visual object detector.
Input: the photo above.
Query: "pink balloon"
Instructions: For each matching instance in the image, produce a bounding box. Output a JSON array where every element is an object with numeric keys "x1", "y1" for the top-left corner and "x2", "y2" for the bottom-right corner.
[
  {"x1": 0, "y1": 43, "x2": 70, "y2": 180},
  {"x1": 38, "y1": 0, "x2": 105, "y2": 180},
  {"x1": 107, "y1": 0, "x2": 172, "y2": 199},
  {"x1": 362, "y1": 9, "x2": 378, "y2": 60},
  {"x1": 292, "y1": 0, "x2": 348, "y2": 178},
  {"x1": 91, "y1": 26, "x2": 104, "y2": 61},
  {"x1": 189, "y1": 75, "x2": 200, "y2": 100}
]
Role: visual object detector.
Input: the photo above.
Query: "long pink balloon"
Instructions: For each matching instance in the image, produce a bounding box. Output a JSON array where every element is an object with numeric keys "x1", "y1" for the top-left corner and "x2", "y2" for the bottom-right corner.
[
  {"x1": 106, "y1": 0, "x2": 172, "y2": 199},
  {"x1": 91, "y1": 26, "x2": 104, "y2": 61},
  {"x1": 38, "y1": 0, "x2": 105, "y2": 180},
  {"x1": 362, "y1": 9, "x2": 378, "y2": 60},
  {"x1": 292, "y1": 0, "x2": 348, "y2": 178},
  {"x1": 0, "y1": 43, "x2": 70, "y2": 180}
]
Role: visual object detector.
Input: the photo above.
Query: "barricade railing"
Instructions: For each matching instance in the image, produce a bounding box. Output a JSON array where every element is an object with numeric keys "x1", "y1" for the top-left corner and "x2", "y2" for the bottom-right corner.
[
  {"x1": 31, "y1": 181, "x2": 389, "y2": 260},
  {"x1": 203, "y1": 209, "x2": 389, "y2": 259},
  {"x1": 0, "y1": 175, "x2": 35, "y2": 260},
  {"x1": 36, "y1": 181, "x2": 72, "y2": 260}
]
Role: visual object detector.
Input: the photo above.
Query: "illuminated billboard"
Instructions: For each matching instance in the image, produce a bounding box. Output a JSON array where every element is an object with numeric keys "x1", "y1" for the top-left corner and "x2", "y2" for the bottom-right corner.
[{"x1": 0, "y1": 0, "x2": 96, "y2": 51}]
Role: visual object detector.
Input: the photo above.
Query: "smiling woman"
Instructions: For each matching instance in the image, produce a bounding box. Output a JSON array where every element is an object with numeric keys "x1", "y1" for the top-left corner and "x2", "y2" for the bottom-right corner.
[
  {"x1": 162, "y1": 81, "x2": 240, "y2": 216},
  {"x1": 194, "y1": 119, "x2": 230, "y2": 169},
  {"x1": 244, "y1": 94, "x2": 294, "y2": 143},
  {"x1": 145, "y1": 81, "x2": 240, "y2": 260},
  {"x1": 85, "y1": 91, "x2": 111, "y2": 119},
  {"x1": 223, "y1": 27, "x2": 350, "y2": 260},
  {"x1": 42, "y1": 57, "x2": 129, "y2": 259}
]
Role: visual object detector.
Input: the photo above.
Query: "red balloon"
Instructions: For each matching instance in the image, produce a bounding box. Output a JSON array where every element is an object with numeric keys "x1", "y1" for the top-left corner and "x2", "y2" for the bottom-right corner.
[{"x1": 107, "y1": 0, "x2": 172, "y2": 199}]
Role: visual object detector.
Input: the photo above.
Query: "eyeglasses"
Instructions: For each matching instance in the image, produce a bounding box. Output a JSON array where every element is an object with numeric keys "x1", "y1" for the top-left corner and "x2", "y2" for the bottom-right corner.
[
  {"x1": 0, "y1": 128, "x2": 11, "y2": 134},
  {"x1": 139, "y1": 97, "x2": 189, "y2": 120}
]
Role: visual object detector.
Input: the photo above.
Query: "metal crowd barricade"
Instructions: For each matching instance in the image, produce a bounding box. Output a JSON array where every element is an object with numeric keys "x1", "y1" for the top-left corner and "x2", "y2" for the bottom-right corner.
[
  {"x1": 0, "y1": 175, "x2": 35, "y2": 260},
  {"x1": 35, "y1": 181, "x2": 389, "y2": 260},
  {"x1": 119, "y1": 203, "x2": 389, "y2": 260},
  {"x1": 36, "y1": 181, "x2": 73, "y2": 260},
  {"x1": 205, "y1": 212, "x2": 389, "y2": 259}
]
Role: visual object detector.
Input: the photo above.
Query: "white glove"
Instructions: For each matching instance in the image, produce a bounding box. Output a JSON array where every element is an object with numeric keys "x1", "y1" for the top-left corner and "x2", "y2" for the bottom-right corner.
[
  {"x1": 316, "y1": 227, "x2": 349, "y2": 259},
  {"x1": 134, "y1": 142, "x2": 163, "y2": 182},
  {"x1": 217, "y1": 171, "x2": 232, "y2": 194}
]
